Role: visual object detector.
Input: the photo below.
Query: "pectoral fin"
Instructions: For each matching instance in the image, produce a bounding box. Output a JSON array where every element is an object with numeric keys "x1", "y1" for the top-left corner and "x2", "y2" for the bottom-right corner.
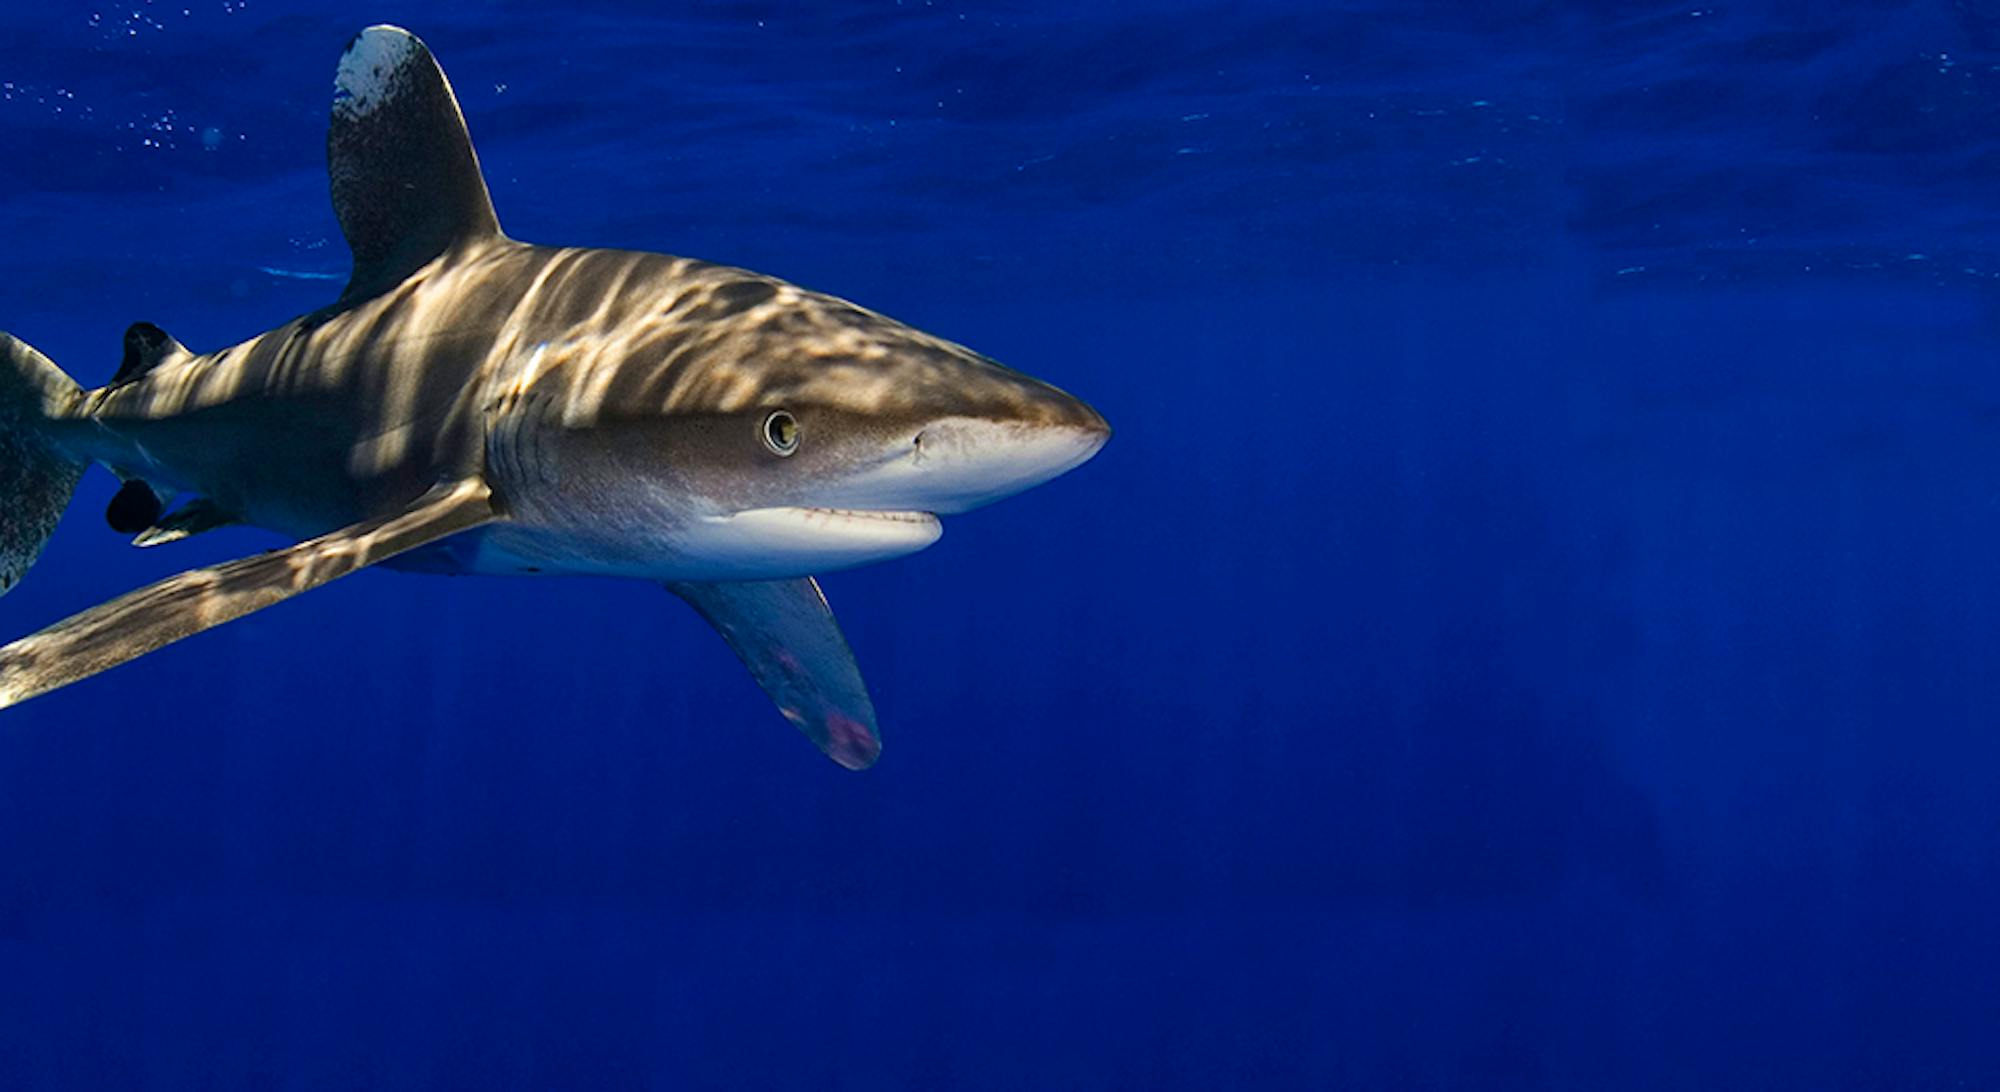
[
  {"x1": 0, "y1": 478, "x2": 495, "y2": 709},
  {"x1": 668, "y1": 577, "x2": 882, "y2": 770}
]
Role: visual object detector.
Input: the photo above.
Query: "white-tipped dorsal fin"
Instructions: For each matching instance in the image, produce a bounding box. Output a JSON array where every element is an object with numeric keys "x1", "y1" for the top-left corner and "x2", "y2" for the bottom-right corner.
[{"x1": 329, "y1": 25, "x2": 501, "y2": 303}]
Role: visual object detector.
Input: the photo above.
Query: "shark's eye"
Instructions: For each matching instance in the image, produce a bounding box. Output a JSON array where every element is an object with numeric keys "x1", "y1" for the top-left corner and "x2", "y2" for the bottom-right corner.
[{"x1": 762, "y1": 410, "x2": 800, "y2": 456}]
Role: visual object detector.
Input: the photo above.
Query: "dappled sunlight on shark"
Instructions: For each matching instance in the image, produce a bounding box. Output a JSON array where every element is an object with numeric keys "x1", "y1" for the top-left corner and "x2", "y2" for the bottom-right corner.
[{"x1": 0, "y1": 25, "x2": 1108, "y2": 769}]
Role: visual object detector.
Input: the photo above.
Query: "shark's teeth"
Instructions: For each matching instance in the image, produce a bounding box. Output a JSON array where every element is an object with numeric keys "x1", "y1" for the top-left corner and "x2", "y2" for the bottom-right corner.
[{"x1": 797, "y1": 507, "x2": 936, "y2": 525}]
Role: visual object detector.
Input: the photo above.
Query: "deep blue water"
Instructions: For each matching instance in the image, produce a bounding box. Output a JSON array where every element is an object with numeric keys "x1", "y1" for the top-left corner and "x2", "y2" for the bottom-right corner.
[{"x1": 4, "y1": 2, "x2": 2000, "y2": 1088}]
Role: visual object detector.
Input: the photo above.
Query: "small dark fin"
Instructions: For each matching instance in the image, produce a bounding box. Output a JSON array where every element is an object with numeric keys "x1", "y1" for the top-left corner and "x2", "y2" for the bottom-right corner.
[
  {"x1": 104, "y1": 480, "x2": 164, "y2": 534},
  {"x1": 111, "y1": 322, "x2": 191, "y2": 386},
  {"x1": 668, "y1": 577, "x2": 883, "y2": 770},
  {"x1": 132, "y1": 498, "x2": 238, "y2": 548},
  {"x1": 329, "y1": 25, "x2": 502, "y2": 303},
  {"x1": 0, "y1": 478, "x2": 497, "y2": 710},
  {"x1": 0, "y1": 333, "x2": 85, "y2": 596}
]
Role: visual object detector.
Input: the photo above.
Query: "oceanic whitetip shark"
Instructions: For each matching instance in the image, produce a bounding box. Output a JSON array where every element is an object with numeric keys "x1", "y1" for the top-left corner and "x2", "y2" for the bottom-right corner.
[{"x1": 0, "y1": 26, "x2": 1108, "y2": 769}]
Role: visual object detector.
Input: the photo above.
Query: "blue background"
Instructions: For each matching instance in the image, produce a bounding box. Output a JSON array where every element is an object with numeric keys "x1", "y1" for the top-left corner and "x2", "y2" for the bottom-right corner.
[{"x1": 4, "y1": 2, "x2": 2000, "y2": 1088}]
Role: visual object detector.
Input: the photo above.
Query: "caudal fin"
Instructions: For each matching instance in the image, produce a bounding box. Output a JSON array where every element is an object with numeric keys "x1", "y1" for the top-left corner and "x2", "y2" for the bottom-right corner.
[{"x1": 0, "y1": 333, "x2": 85, "y2": 595}]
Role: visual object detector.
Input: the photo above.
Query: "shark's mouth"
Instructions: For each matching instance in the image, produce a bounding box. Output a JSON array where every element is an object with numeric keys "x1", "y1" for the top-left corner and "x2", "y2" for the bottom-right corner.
[
  {"x1": 794, "y1": 506, "x2": 939, "y2": 526},
  {"x1": 756, "y1": 505, "x2": 944, "y2": 554},
  {"x1": 686, "y1": 505, "x2": 945, "y2": 578}
]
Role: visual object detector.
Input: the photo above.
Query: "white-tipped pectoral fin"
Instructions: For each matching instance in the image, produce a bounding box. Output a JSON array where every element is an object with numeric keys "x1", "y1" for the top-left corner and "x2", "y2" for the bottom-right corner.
[
  {"x1": 668, "y1": 576, "x2": 882, "y2": 770},
  {"x1": 0, "y1": 478, "x2": 497, "y2": 710}
]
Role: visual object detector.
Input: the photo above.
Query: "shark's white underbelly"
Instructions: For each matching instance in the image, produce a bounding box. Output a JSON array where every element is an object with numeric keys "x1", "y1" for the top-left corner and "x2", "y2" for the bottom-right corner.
[{"x1": 393, "y1": 505, "x2": 943, "y2": 583}]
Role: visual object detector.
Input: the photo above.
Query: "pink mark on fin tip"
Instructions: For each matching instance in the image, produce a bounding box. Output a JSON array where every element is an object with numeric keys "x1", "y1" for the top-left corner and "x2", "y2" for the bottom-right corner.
[{"x1": 823, "y1": 711, "x2": 880, "y2": 770}]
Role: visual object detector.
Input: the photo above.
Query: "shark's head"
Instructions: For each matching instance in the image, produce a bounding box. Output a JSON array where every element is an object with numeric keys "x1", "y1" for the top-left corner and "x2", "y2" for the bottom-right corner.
[{"x1": 493, "y1": 262, "x2": 1110, "y2": 581}]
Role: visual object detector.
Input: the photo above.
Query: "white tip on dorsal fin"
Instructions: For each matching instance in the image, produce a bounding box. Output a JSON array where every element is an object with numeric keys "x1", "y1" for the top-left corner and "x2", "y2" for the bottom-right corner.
[{"x1": 328, "y1": 25, "x2": 502, "y2": 303}]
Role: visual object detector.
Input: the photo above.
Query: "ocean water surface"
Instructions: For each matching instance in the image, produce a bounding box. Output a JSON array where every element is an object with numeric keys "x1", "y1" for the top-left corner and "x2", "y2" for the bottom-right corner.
[{"x1": 3, "y1": 2, "x2": 2000, "y2": 1088}]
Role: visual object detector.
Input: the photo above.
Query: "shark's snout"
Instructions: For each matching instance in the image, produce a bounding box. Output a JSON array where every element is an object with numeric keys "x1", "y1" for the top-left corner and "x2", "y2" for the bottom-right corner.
[
  {"x1": 801, "y1": 370, "x2": 1109, "y2": 519},
  {"x1": 915, "y1": 370, "x2": 1109, "y2": 513},
  {"x1": 908, "y1": 410, "x2": 1109, "y2": 514}
]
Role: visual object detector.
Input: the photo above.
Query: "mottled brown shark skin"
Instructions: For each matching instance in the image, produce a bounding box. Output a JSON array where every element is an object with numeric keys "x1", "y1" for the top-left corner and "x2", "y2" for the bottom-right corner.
[
  {"x1": 0, "y1": 26, "x2": 1110, "y2": 769},
  {"x1": 73, "y1": 243, "x2": 1090, "y2": 553}
]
